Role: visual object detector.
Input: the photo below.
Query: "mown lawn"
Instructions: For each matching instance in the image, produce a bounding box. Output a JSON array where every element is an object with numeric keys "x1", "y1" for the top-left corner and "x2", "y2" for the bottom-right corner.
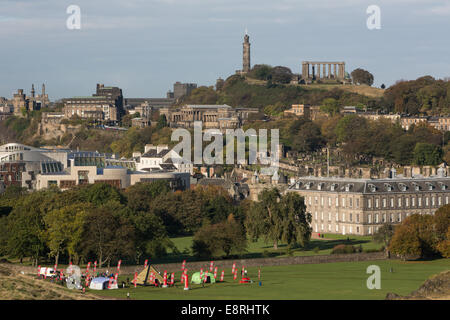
[
  {"x1": 92, "y1": 258, "x2": 450, "y2": 300},
  {"x1": 167, "y1": 233, "x2": 383, "y2": 262}
]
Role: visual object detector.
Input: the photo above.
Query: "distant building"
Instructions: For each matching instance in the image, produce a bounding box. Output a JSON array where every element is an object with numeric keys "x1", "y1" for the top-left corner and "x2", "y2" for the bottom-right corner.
[
  {"x1": 400, "y1": 116, "x2": 431, "y2": 130},
  {"x1": 134, "y1": 144, "x2": 193, "y2": 174},
  {"x1": 131, "y1": 117, "x2": 151, "y2": 128},
  {"x1": 284, "y1": 104, "x2": 310, "y2": 118},
  {"x1": 288, "y1": 172, "x2": 450, "y2": 236},
  {"x1": 63, "y1": 84, "x2": 124, "y2": 124},
  {"x1": 0, "y1": 142, "x2": 190, "y2": 193},
  {"x1": 160, "y1": 104, "x2": 258, "y2": 130},
  {"x1": 124, "y1": 97, "x2": 175, "y2": 109},
  {"x1": 12, "y1": 84, "x2": 49, "y2": 117},
  {"x1": 173, "y1": 82, "x2": 198, "y2": 100}
]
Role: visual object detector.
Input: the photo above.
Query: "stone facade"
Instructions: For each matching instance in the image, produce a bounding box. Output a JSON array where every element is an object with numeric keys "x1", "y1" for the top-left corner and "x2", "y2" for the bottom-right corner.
[
  {"x1": 12, "y1": 84, "x2": 49, "y2": 117},
  {"x1": 284, "y1": 104, "x2": 310, "y2": 118},
  {"x1": 288, "y1": 174, "x2": 450, "y2": 236},
  {"x1": 302, "y1": 61, "x2": 345, "y2": 83},
  {"x1": 63, "y1": 84, "x2": 124, "y2": 123},
  {"x1": 243, "y1": 33, "x2": 251, "y2": 73},
  {"x1": 160, "y1": 104, "x2": 258, "y2": 130},
  {"x1": 173, "y1": 82, "x2": 197, "y2": 100}
]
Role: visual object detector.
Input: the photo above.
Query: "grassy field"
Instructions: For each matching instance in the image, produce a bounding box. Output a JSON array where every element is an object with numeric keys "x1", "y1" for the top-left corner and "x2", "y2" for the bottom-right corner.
[
  {"x1": 1, "y1": 234, "x2": 383, "y2": 268},
  {"x1": 92, "y1": 258, "x2": 450, "y2": 300},
  {"x1": 167, "y1": 234, "x2": 383, "y2": 263}
]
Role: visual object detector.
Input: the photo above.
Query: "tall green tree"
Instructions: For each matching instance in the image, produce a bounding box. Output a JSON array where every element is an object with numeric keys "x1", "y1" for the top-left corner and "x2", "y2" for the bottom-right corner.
[
  {"x1": 44, "y1": 204, "x2": 88, "y2": 265},
  {"x1": 413, "y1": 142, "x2": 442, "y2": 165},
  {"x1": 245, "y1": 188, "x2": 311, "y2": 249}
]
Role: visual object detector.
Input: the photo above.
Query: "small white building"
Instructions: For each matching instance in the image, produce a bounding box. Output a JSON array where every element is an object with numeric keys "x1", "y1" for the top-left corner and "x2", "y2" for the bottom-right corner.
[{"x1": 135, "y1": 144, "x2": 193, "y2": 174}]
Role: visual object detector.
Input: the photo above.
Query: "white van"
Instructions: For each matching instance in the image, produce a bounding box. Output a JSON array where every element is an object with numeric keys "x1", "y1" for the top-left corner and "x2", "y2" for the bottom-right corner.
[{"x1": 39, "y1": 267, "x2": 59, "y2": 278}]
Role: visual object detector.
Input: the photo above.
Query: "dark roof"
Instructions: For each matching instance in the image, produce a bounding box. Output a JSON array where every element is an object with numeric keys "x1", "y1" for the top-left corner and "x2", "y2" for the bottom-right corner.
[
  {"x1": 288, "y1": 176, "x2": 450, "y2": 194},
  {"x1": 142, "y1": 149, "x2": 170, "y2": 158},
  {"x1": 159, "y1": 163, "x2": 177, "y2": 171}
]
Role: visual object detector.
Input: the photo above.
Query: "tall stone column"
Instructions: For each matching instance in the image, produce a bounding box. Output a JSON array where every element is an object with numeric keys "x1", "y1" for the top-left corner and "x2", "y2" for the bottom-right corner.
[
  {"x1": 323, "y1": 64, "x2": 326, "y2": 79},
  {"x1": 317, "y1": 64, "x2": 321, "y2": 79},
  {"x1": 334, "y1": 64, "x2": 337, "y2": 79},
  {"x1": 243, "y1": 34, "x2": 251, "y2": 73},
  {"x1": 302, "y1": 62, "x2": 308, "y2": 80},
  {"x1": 328, "y1": 64, "x2": 332, "y2": 78}
]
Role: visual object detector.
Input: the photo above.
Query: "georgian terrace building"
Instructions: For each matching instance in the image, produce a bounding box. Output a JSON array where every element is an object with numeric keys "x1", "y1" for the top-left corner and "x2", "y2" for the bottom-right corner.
[{"x1": 287, "y1": 171, "x2": 450, "y2": 236}]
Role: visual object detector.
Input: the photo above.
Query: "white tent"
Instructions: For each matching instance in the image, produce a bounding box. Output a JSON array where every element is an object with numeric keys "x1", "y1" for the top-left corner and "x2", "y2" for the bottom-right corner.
[{"x1": 89, "y1": 277, "x2": 118, "y2": 290}]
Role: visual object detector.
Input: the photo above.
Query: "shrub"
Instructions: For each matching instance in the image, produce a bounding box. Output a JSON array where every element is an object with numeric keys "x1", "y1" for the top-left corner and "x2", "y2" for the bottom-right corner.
[
  {"x1": 313, "y1": 246, "x2": 320, "y2": 254},
  {"x1": 331, "y1": 244, "x2": 356, "y2": 254}
]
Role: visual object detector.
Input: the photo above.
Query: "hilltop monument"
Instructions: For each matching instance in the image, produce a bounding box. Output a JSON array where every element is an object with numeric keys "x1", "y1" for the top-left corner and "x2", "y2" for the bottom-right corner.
[{"x1": 236, "y1": 31, "x2": 251, "y2": 75}]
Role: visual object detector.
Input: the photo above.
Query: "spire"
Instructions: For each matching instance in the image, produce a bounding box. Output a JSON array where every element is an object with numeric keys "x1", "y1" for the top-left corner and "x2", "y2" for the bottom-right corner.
[
  {"x1": 42, "y1": 83, "x2": 45, "y2": 96},
  {"x1": 31, "y1": 84, "x2": 35, "y2": 98}
]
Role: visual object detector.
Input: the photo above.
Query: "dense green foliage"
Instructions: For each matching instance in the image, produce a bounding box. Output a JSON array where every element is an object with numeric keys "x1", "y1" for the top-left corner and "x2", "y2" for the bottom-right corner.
[
  {"x1": 182, "y1": 75, "x2": 372, "y2": 110},
  {"x1": 383, "y1": 76, "x2": 450, "y2": 115},
  {"x1": 351, "y1": 68, "x2": 374, "y2": 86},
  {"x1": 245, "y1": 188, "x2": 311, "y2": 249},
  {"x1": 192, "y1": 214, "x2": 247, "y2": 259},
  {"x1": 245, "y1": 112, "x2": 445, "y2": 165}
]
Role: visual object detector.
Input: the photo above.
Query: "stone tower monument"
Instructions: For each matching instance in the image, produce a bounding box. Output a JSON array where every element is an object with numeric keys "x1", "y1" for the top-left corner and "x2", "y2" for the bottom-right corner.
[{"x1": 243, "y1": 32, "x2": 251, "y2": 73}]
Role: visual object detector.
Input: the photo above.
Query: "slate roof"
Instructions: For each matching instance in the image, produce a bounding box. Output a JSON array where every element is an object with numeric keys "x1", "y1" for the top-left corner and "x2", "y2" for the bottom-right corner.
[
  {"x1": 141, "y1": 149, "x2": 171, "y2": 158},
  {"x1": 288, "y1": 176, "x2": 450, "y2": 194}
]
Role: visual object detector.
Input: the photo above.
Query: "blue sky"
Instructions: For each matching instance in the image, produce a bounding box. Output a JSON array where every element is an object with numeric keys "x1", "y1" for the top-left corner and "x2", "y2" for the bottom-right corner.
[{"x1": 1, "y1": 0, "x2": 450, "y2": 100}]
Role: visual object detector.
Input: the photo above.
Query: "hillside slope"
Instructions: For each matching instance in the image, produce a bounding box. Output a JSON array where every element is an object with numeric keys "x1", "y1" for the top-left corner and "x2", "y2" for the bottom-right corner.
[{"x1": 0, "y1": 263, "x2": 103, "y2": 300}]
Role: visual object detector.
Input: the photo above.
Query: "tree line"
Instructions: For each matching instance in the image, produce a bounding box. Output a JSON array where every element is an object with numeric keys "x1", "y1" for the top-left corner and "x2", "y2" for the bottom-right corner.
[{"x1": 0, "y1": 183, "x2": 311, "y2": 266}]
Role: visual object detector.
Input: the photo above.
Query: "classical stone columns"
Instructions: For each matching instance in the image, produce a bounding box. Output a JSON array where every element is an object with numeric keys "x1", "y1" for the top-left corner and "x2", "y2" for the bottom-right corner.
[{"x1": 301, "y1": 61, "x2": 345, "y2": 81}]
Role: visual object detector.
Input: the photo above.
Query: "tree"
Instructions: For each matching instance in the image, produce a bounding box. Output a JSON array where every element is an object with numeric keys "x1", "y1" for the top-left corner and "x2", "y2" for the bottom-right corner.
[
  {"x1": 245, "y1": 188, "x2": 311, "y2": 249},
  {"x1": 289, "y1": 119, "x2": 326, "y2": 153},
  {"x1": 192, "y1": 214, "x2": 247, "y2": 258},
  {"x1": 77, "y1": 183, "x2": 125, "y2": 207},
  {"x1": 320, "y1": 98, "x2": 340, "y2": 116},
  {"x1": 413, "y1": 142, "x2": 442, "y2": 165},
  {"x1": 125, "y1": 181, "x2": 171, "y2": 213},
  {"x1": 248, "y1": 64, "x2": 273, "y2": 81},
  {"x1": 436, "y1": 227, "x2": 450, "y2": 258},
  {"x1": 270, "y1": 66, "x2": 293, "y2": 84},
  {"x1": 433, "y1": 205, "x2": 450, "y2": 242},
  {"x1": 182, "y1": 86, "x2": 218, "y2": 105},
  {"x1": 44, "y1": 204, "x2": 88, "y2": 265},
  {"x1": 389, "y1": 214, "x2": 437, "y2": 259},
  {"x1": 5, "y1": 198, "x2": 47, "y2": 266},
  {"x1": 80, "y1": 207, "x2": 135, "y2": 267},
  {"x1": 278, "y1": 192, "x2": 312, "y2": 247},
  {"x1": 156, "y1": 114, "x2": 168, "y2": 129},
  {"x1": 351, "y1": 68, "x2": 374, "y2": 86},
  {"x1": 372, "y1": 223, "x2": 395, "y2": 251}
]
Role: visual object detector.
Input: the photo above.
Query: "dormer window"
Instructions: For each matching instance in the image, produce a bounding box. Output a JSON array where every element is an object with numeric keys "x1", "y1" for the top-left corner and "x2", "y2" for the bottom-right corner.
[
  {"x1": 398, "y1": 183, "x2": 407, "y2": 192},
  {"x1": 305, "y1": 182, "x2": 313, "y2": 190},
  {"x1": 318, "y1": 182, "x2": 324, "y2": 190},
  {"x1": 439, "y1": 182, "x2": 447, "y2": 190},
  {"x1": 384, "y1": 183, "x2": 393, "y2": 192},
  {"x1": 412, "y1": 182, "x2": 420, "y2": 191},
  {"x1": 368, "y1": 184, "x2": 376, "y2": 192},
  {"x1": 330, "y1": 183, "x2": 338, "y2": 191},
  {"x1": 345, "y1": 184, "x2": 353, "y2": 192},
  {"x1": 426, "y1": 183, "x2": 434, "y2": 191}
]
